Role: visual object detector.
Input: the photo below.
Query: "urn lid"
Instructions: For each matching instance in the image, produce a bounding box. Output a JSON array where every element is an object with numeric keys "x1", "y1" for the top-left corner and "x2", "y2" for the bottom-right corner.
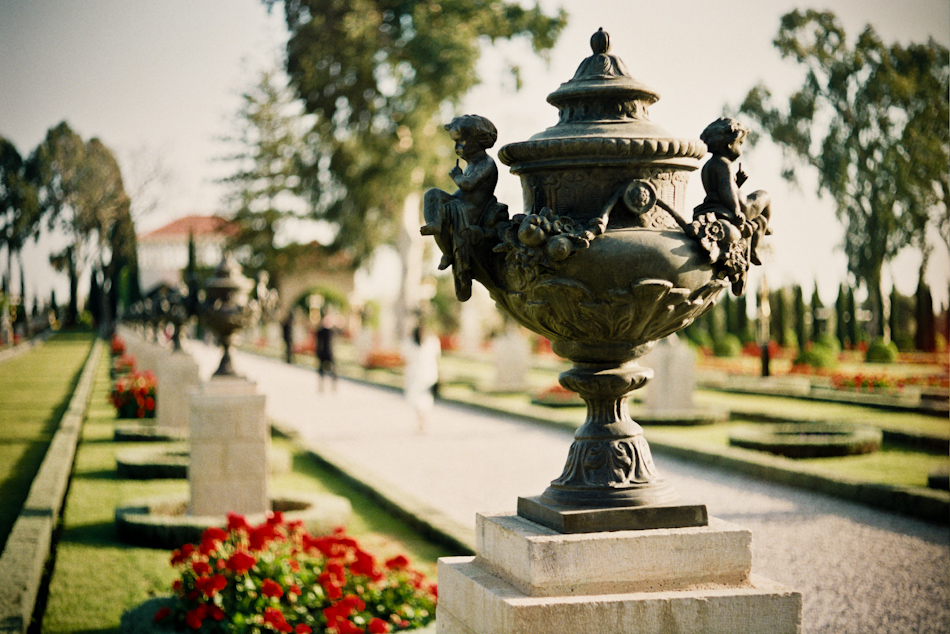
[
  {"x1": 499, "y1": 29, "x2": 705, "y2": 170},
  {"x1": 204, "y1": 253, "x2": 251, "y2": 305}
]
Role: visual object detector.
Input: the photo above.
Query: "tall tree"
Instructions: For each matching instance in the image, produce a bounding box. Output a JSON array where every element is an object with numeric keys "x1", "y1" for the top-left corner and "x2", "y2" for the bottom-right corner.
[
  {"x1": 28, "y1": 122, "x2": 131, "y2": 329},
  {"x1": 219, "y1": 67, "x2": 312, "y2": 285},
  {"x1": 0, "y1": 137, "x2": 40, "y2": 313},
  {"x1": 266, "y1": 0, "x2": 567, "y2": 264},
  {"x1": 738, "y1": 10, "x2": 949, "y2": 338}
]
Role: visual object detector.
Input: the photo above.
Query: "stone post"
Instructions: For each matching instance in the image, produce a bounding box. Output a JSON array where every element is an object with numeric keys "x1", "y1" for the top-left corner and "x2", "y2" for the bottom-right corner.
[
  {"x1": 188, "y1": 376, "x2": 268, "y2": 517},
  {"x1": 491, "y1": 323, "x2": 530, "y2": 393},
  {"x1": 154, "y1": 350, "x2": 201, "y2": 436},
  {"x1": 641, "y1": 334, "x2": 695, "y2": 413}
]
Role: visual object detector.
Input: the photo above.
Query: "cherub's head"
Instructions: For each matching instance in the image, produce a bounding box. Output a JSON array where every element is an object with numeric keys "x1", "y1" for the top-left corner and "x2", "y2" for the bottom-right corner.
[
  {"x1": 445, "y1": 115, "x2": 497, "y2": 151},
  {"x1": 700, "y1": 118, "x2": 749, "y2": 156}
]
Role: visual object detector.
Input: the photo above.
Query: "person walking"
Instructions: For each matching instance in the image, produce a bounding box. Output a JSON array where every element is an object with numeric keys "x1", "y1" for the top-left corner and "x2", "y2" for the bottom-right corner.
[
  {"x1": 282, "y1": 312, "x2": 294, "y2": 364},
  {"x1": 315, "y1": 313, "x2": 338, "y2": 392},
  {"x1": 403, "y1": 323, "x2": 441, "y2": 432}
]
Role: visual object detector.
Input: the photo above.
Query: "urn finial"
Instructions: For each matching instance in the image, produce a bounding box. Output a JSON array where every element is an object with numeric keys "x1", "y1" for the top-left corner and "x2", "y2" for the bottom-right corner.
[{"x1": 590, "y1": 27, "x2": 609, "y2": 54}]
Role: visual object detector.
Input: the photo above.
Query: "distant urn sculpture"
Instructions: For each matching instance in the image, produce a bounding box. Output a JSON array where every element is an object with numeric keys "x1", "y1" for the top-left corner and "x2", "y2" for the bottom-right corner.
[
  {"x1": 422, "y1": 28, "x2": 770, "y2": 532},
  {"x1": 201, "y1": 253, "x2": 252, "y2": 377}
]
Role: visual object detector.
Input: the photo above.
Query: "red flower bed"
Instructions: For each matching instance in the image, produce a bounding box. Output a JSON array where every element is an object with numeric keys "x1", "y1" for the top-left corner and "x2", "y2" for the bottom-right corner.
[
  {"x1": 156, "y1": 513, "x2": 436, "y2": 633},
  {"x1": 362, "y1": 350, "x2": 404, "y2": 370},
  {"x1": 110, "y1": 335, "x2": 126, "y2": 356},
  {"x1": 531, "y1": 383, "x2": 583, "y2": 407},
  {"x1": 110, "y1": 369, "x2": 157, "y2": 418}
]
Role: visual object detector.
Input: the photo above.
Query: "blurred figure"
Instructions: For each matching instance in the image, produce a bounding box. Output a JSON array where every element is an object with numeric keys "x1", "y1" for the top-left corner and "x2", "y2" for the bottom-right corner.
[
  {"x1": 403, "y1": 323, "x2": 441, "y2": 432},
  {"x1": 316, "y1": 313, "x2": 337, "y2": 392},
  {"x1": 282, "y1": 312, "x2": 294, "y2": 364}
]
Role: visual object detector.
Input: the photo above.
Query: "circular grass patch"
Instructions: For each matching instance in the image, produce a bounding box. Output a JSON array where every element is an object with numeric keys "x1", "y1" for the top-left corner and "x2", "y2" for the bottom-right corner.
[
  {"x1": 729, "y1": 422, "x2": 882, "y2": 459},
  {"x1": 115, "y1": 444, "x2": 293, "y2": 479},
  {"x1": 115, "y1": 492, "x2": 352, "y2": 549}
]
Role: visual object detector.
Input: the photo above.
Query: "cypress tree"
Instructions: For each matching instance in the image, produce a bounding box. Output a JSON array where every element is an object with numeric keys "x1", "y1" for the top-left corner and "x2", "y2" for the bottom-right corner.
[
  {"x1": 915, "y1": 274, "x2": 936, "y2": 352},
  {"x1": 793, "y1": 285, "x2": 806, "y2": 349},
  {"x1": 810, "y1": 282, "x2": 823, "y2": 342}
]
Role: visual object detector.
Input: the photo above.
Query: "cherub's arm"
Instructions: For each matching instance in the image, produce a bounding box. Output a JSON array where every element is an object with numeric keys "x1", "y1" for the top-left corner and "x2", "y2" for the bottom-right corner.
[{"x1": 452, "y1": 156, "x2": 496, "y2": 193}]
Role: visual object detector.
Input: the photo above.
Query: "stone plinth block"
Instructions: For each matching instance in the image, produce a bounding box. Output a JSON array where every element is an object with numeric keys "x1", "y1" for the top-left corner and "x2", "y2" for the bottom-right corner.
[
  {"x1": 155, "y1": 351, "x2": 201, "y2": 434},
  {"x1": 476, "y1": 514, "x2": 750, "y2": 597},
  {"x1": 188, "y1": 376, "x2": 268, "y2": 517},
  {"x1": 437, "y1": 514, "x2": 801, "y2": 634}
]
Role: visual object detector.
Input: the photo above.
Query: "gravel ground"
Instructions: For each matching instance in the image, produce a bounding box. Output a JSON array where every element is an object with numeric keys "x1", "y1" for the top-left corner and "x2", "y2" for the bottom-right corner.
[{"x1": 186, "y1": 341, "x2": 949, "y2": 634}]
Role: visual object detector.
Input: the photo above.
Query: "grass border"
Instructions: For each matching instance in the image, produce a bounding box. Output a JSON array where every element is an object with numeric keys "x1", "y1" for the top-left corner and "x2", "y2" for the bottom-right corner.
[{"x1": 0, "y1": 336, "x2": 100, "y2": 634}]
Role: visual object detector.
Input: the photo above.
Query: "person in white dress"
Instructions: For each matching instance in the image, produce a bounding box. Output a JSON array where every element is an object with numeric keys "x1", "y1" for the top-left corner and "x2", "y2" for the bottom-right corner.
[{"x1": 403, "y1": 324, "x2": 441, "y2": 432}]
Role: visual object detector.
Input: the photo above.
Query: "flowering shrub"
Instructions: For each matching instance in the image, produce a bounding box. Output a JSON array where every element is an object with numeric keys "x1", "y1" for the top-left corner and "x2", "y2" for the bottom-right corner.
[
  {"x1": 531, "y1": 383, "x2": 583, "y2": 407},
  {"x1": 111, "y1": 335, "x2": 127, "y2": 356},
  {"x1": 361, "y1": 351, "x2": 404, "y2": 370},
  {"x1": 110, "y1": 369, "x2": 157, "y2": 418},
  {"x1": 830, "y1": 373, "x2": 895, "y2": 391},
  {"x1": 112, "y1": 354, "x2": 136, "y2": 378},
  {"x1": 155, "y1": 513, "x2": 437, "y2": 633}
]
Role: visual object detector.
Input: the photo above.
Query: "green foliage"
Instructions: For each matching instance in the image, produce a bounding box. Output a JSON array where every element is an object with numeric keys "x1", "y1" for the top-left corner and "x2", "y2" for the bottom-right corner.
[
  {"x1": 865, "y1": 336, "x2": 898, "y2": 363},
  {"x1": 815, "y1": 331, "x2": 842, "y2": 355},
  {"x1": 684, "y1": 325, "x2": 713, "y2": 349},
  {"x1": 712, "y1": 333, "x2": 742, "y2": 358},
  {"x1": 794, "y1": 342, "x2": 838, "y2": 369},
  {"x1": 27, "y1": 122, "x2": 134, "y2": 327},
  {"x1": 268, "y1": 0, "x2": 567, "y2": 263},
  {"x1": 220, "y1": 67, "x2": 313, "y2": 285},
  {"x1": 739, "y1": 9, "x2": 949, "y2": 336},
  {"x1": 792, "y1": 285, "x2": 806, "y2": 348}
]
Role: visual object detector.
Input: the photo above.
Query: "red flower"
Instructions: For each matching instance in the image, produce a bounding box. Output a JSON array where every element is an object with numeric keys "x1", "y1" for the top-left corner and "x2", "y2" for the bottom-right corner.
[
  {"x1": 209, "y1": 604, "x2": 225, "y2": 621},
  {"x1": 267, "y1": 510, "x2": 285, "y2": 525},
  {"x1": 171, "y1": 543, "x2": 195, "y2": 565},
  {"x1": 261, "y1": 578, "x2": 284, "y2": 598},
  {"x1": 288, "y1": 583, "x2": 301, "y2": 596},
  {"x1": 384, "y1": 555, "x2": 409, "y2": 570},
  {"x1": 153, "y1": 606, "x2": 172, "y2": 623},
  {"x1": 202, "y1": 526, "x2": 228, "y2": 544},
  {"x1": 295, "y1": 625, "x2": 313, "y2": 634},
  {"x1": 367, "y1": 618, "x2": 391, "y2": 633},
  {"x1": 185, "y1": 604, "x2": 208, "y2": 629},
  {"x1": 192, "y1": 560, "x2": 212, "y2": 576},
  {"x1": 227, "y1": 512, "x2": 250, "y2": 532},
  {"x1": 195, "y1": 573, "x2": 228, "y2": 598},
  {"x1": 263, "y1": 607, "x2": 293, "y2": 633},
  {"x1": 250, "y1": 523, "x2": 279, "y2": 551},
  {"x1": 226, "y1": 550, "x2": 257, "y2": 575}
]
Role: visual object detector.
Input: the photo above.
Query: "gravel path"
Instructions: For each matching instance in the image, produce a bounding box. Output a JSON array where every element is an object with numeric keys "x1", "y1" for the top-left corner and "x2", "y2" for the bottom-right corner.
[{"x1": 187, "y1": 341, "x2": 950, "y2": 634}]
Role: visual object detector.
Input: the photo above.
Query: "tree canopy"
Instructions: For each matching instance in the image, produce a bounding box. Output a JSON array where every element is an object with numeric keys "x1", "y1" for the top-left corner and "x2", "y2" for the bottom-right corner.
[
  {"x1": 219, "y1": 67, "x2": 312, "y2": 286},
  {"x1": 27, "y1": 121, "x2": 134, "y2": 327},
  {"x1": 265, "y1": 0, "x2": 567, "y2": 263},
  {"x1": 0, "y1": 137, "x2": 40, "y2": 305},
  {"x1": 738, "y1": 9, "x2": 949, "y2": 336}
]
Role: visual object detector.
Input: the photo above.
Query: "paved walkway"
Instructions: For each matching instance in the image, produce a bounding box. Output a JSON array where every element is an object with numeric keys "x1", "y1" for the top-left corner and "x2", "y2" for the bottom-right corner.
[{"x1": 185, "y1": 340, "x2": 949, "y2": 634}]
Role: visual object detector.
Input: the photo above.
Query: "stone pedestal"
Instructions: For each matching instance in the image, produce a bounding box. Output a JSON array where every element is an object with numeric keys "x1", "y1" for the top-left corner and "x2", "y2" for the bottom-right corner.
[
  {"x1": 641, "y1": 334, "x2": 696, "y2": 413},
  {"x1": 491, "y1": 328, "x2": 530, "y2": 392},
  {"x1": 437, "y1": 514, "x2": 801, "y2": 634},
  {"x1": 155, "y1": 351, "x2": 200, "y2": 435},
  {"x1": 188, "y1": 376, "x2": 268, "y2": 517}
]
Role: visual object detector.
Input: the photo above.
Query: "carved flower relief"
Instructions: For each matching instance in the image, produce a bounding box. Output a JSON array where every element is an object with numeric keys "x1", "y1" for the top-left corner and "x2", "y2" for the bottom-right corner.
[
  {"x1": 551, "y1": 436, "x2": 661, "y2": 489},
  {"x1": 690, "y1": 212, "x2": 727, "y2": 262}
]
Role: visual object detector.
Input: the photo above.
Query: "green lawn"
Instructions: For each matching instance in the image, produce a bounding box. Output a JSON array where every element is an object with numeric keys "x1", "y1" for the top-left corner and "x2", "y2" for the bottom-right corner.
[
  {"x1": 41, "y1": 344, "x2": 458, "y2": 634},
  {"x1": 0, "y1": 331, "x2": 93, "y2": 553},
  {"x1": 649, "y1": 422, "x2": 949, "y2": 489}
]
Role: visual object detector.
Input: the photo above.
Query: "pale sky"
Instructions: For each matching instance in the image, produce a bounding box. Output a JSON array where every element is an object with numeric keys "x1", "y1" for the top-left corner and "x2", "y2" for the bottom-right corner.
[{"x1": 1, "y1": 0, "x2": 948, "y2": 310}]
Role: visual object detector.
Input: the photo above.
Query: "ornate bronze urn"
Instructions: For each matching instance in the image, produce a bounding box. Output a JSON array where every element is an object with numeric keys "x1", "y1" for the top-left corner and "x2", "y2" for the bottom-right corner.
[
  {"x1": 422, "y1": 29, "x2": 770, "y2": 532},
  {"x1": 201, "y1": 253, "x2": 252, "y2": 377}
]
